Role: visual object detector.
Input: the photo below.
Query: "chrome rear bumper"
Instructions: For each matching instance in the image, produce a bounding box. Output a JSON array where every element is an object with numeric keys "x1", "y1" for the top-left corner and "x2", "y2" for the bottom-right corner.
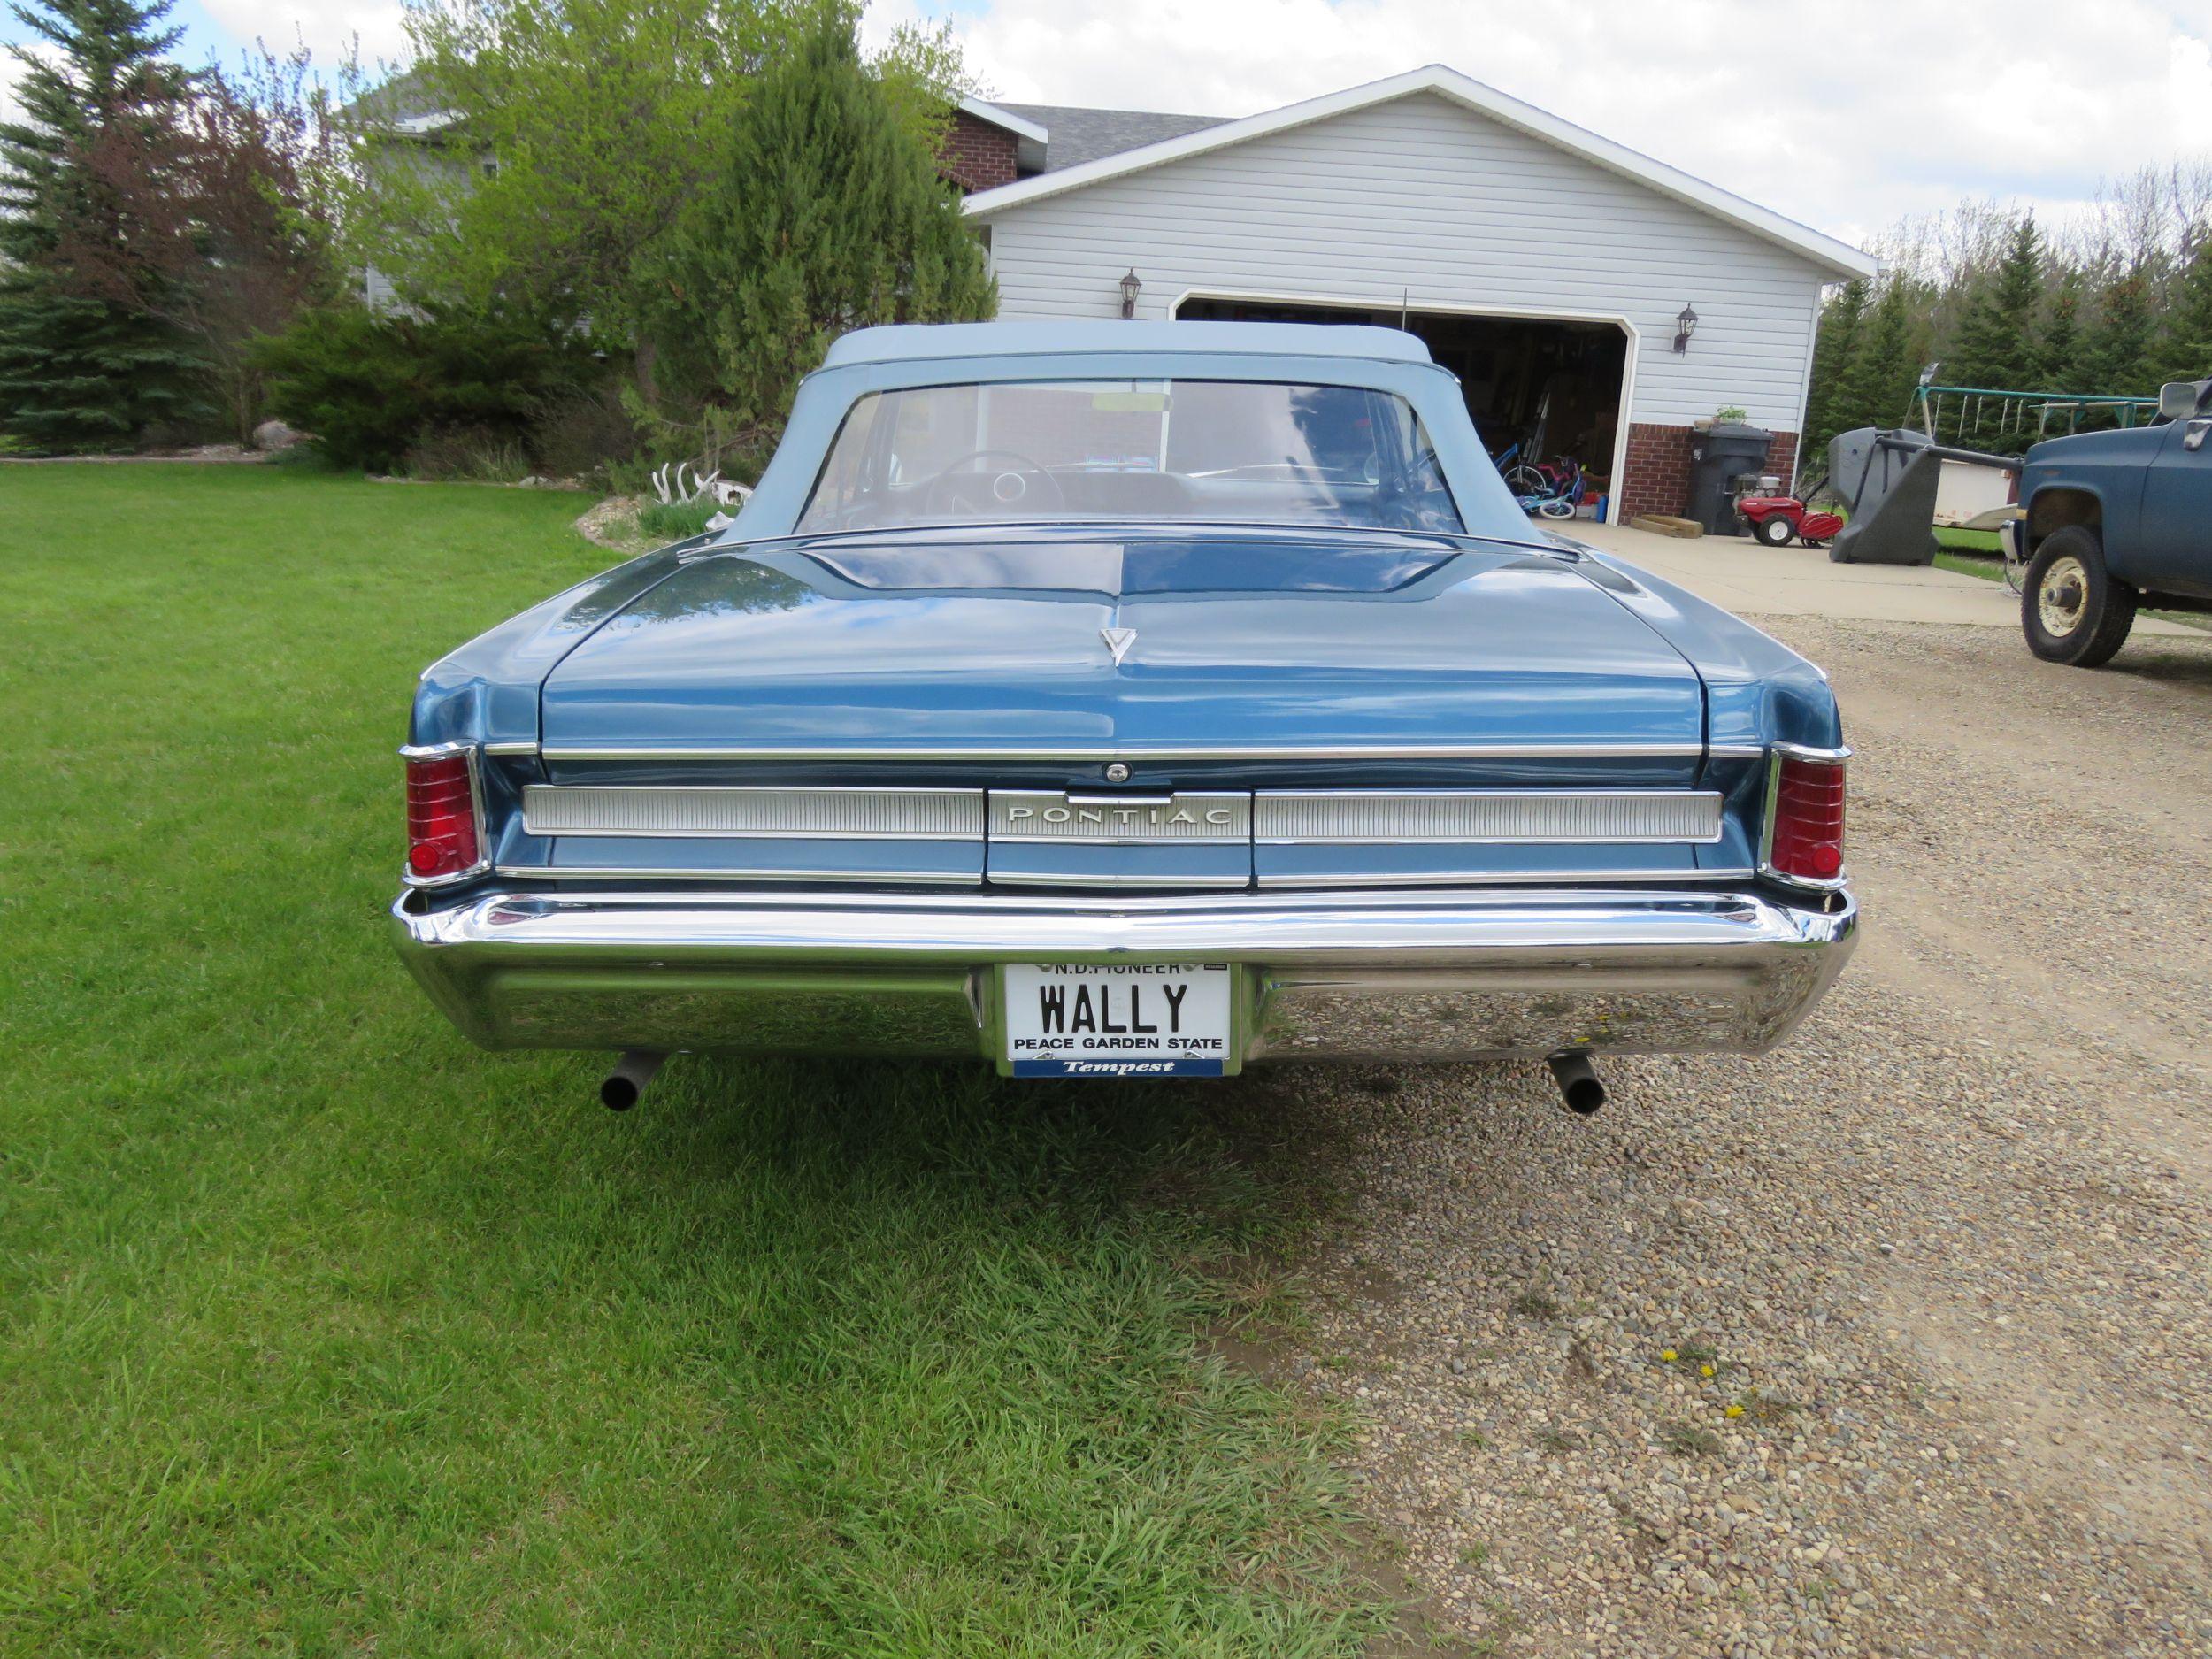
[{"x1": 390, "y1": 884, "x2": 1856, "y2": 1069}]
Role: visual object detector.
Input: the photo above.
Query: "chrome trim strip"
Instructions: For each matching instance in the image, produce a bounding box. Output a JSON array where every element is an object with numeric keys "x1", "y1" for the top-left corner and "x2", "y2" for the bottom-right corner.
[
  {"x1": 398, "y1": 741, "x2": 492, "y2": 889},
  {"x1": 493, "y1": 864, "x2": 978, "y2": 885},
  {"x1": 1757, "y1": 742, "x2": 1852, "y2": 894},
  {"x1": 536, "y1": 741, "x2": 1710, "y2": 763},
  {"x1": 523, "y1": 784, "x2": 985, "y2": 840},
  {"x1": 491, "y1": 865, "x2": 1753, "y2": 890},
  {"x1": 986, "y1": 870, "x2": 1251, "y2": 888},
  {"x1": 1706, "y1": 743, "x2": 1766, "y2": 760},
  {"x1": 482, "y1": 741, "x2": 540, "y2": 757},
  {"x1": 1254, "y1": 789, "x2": 1722, "y2": 844},
  {"x1": 1256, "y1": 866, "x2": 1755, "y2": 889},
  {"x1": 988, "y1": 789, "x2": 1249, "y2": 843},
  {"x1": 464, "y1": 879, "x2": 1788, "y2": 914}
]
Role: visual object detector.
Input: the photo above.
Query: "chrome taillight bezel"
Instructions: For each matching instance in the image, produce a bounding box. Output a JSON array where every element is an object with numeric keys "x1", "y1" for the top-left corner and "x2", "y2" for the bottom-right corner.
[
  {"x1": 401, "y1": 741, "x2": 491, "y2": 888},
  {"x1": 1757, "y1": 741, "x2": 1849, "y2": 892}
]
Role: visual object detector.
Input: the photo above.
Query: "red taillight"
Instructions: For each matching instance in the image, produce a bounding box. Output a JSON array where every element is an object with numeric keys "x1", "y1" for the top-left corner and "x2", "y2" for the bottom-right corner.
[
  {"x1": 1768, "y1": 752, "x2": 1846, "y2": 882},
  {"x1": 405, "y1": 750, "x2": 480, "y2": 880}
]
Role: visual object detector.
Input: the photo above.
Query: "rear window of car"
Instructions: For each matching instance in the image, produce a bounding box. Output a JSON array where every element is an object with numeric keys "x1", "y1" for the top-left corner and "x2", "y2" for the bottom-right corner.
[{"x1": 793, "y1": 379, "x2": 1463, "y2": 535}]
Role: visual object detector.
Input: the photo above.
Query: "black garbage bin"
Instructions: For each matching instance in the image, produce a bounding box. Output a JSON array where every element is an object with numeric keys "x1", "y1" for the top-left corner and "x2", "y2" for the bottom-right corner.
[{"x1": 1687, "y1": 422, "x2": 1774, "y2": 536}]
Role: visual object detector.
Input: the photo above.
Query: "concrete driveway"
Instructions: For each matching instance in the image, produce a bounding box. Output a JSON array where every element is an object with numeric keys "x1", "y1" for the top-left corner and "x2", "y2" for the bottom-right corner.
[{"x1": 1573, "y1": 519, "x2": 2200, "y2": 636}]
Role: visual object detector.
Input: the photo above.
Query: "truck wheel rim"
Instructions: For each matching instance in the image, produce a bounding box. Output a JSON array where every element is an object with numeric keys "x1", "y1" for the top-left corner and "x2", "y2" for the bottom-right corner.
[{"x1": 2038, "y1": 555, "x2": 2088, "y2": 637}]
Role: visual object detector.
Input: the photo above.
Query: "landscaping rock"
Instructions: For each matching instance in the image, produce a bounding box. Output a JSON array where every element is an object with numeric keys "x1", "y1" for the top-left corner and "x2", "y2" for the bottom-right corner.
[{"x1": 250, "y1": 419, "x2": 304, "y2": 451}]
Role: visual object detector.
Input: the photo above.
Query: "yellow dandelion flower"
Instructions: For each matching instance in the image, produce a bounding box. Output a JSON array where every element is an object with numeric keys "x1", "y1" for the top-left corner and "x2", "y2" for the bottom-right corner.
[
  {"x1": 1724, "y1": 1403, "x2": 1745, "y2": 1418},
  {"x1": 1700, "y1": 1363, "x2": 1716, "y2": 1379},
  {"x1": 1660, "y1": 1348, "x2": 1678, "y2": 1363}
]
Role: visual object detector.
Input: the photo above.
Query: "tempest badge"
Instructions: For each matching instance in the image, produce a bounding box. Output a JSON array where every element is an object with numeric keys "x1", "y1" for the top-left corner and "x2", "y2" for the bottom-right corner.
[
  {"x1": 1100, "y1": 626, "x2": 1137, "y2": 665},
  {"x1": 989, "y1": 790, "x2": 1250, "y2": 842}
]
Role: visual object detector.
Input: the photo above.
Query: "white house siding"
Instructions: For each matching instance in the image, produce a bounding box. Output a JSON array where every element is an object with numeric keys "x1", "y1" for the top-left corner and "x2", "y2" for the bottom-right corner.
[{"x1": 972, "y1": 91, "x2": 1835, "y2": 514}]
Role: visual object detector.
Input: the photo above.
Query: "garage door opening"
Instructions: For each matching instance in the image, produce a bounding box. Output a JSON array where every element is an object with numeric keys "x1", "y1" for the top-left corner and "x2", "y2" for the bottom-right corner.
[{"x1": 1175, "y1": 294, "x2": 1632, "y2": 522}]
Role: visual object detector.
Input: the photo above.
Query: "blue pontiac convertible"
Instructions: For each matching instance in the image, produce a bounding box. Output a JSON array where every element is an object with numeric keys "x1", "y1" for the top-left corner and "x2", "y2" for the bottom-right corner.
[{"x1": 392, "y1": 321, "x2": 1856, "y2": 1109}]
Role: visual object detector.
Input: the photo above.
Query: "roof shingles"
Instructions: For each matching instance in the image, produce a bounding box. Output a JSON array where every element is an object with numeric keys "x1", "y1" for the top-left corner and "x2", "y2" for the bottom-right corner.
[{"x1": 995, "y1": 102, "x2": 1228, "y2": 173}]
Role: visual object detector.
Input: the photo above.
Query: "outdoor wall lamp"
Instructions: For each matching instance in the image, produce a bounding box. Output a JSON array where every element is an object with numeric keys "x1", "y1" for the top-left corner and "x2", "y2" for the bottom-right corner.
[
  {"x1": 1119, "y1": 269, "x2": 1142, "y2": 319},
  {"x1": 1673, "y1": 302, "x2": 1699, "y2": 353}
]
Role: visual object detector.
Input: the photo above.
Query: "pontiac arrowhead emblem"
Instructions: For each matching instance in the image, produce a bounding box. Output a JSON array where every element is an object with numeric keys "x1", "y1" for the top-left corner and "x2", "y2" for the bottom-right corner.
[{"x1": 1101, "y1": 626, "x2": 1137, "y2": 665}]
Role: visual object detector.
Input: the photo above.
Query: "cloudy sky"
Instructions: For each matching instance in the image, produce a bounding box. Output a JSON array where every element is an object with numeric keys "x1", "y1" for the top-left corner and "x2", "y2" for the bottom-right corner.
[{"x1": 5, "y1": 0, "x2": 2211, "y2": 247}]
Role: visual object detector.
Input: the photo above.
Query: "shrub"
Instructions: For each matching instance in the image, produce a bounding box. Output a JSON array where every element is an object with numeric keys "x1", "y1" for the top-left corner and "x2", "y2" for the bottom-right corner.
[
  {"x1": 636, "y1": 497, "x2": 721, "y2": 541},
  {"x1": 531, "y1": 384, "x2": 641, "y2": 481},
  {"x1": 655, "y1": 0, "x2": 993, "y2": 438},
  {"x1": 253, "y1": 303, "x2": 602, "y2": 472},
  {"x1": 406, "y1": 426, "x2": 533, "y2": 483}
]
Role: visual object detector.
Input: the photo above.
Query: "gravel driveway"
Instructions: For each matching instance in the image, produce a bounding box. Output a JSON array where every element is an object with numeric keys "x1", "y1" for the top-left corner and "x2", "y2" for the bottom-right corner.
[{"x1": 1266, "y1": 616, "x2": 2212, "y2": 1656}]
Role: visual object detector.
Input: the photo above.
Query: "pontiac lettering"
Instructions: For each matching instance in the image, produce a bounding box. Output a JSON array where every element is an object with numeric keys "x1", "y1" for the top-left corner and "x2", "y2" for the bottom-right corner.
[
  {"x1": 990, "y1": 791, "x2": 1248, "y2": 841},
  {"x1": 1006, "y1": 805, "x2": 1232, "y2": 825}
]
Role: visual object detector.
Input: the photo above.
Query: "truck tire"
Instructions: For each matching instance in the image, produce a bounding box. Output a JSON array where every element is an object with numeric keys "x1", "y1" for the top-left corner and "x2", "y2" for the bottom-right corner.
[{"x1": 2022, "y1": 525, "x2": 2137, "y2": 667}]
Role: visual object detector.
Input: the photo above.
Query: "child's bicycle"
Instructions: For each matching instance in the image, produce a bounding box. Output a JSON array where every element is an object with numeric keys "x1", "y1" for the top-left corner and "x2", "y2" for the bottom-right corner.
[
  {"x1": 1488, "y1": 439, "x2": 1548, "y2": 498},
  {"x1": 1516, "y1": 457, "x2": 1585, "y2": 520}
]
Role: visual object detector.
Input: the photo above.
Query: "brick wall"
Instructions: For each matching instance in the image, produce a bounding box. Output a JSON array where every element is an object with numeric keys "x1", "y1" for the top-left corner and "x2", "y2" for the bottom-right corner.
[
  {"x1": 938, "y1": 109, "x2": 1018, "y2": 193},
  {"x1": 1765, "y1": 431, "x2": 1801, "y2": 493},
  {"x1": 1617, "y1": 424, "x2": 1694, "y2": 521},
  {"x1": 1614, "y1": 424, "x2": 1801, "y2": 522}
]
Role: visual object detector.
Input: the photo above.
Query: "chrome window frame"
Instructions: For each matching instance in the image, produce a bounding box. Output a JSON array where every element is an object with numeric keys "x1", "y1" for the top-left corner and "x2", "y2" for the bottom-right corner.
[
  {"x1": 399, "y1": 740, "x2": 493, "y2": 889},
  {"x1": 1756, "y1": 741, "x2": 1851, "y2": 893}
]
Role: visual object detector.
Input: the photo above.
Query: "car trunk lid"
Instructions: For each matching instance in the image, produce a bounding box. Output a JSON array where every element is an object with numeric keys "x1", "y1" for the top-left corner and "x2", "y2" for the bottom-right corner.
[{"x1": 537, "y1": 532, "x2": 1706, "y2": 772}]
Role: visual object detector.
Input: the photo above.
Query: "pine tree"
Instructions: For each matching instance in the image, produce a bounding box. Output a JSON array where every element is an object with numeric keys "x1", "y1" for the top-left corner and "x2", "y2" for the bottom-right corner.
[
  {"x1": 2038, "y1": 271, "x2": 2085, "y2": 390},
  {"x1": 2082, "y1": 266, "x2": 2155, "y2": 397},
  {"x1": 0, "y1": 0, "x2": 205, "y2": 451},
  {"x1": 1803, "y1": 277, "x2": 1868, "y2": 457},
  {"x1": 1830, "y1": 278, "x2": 1924, "y2": 436},
  {"x1": 1945, "y1": 215, "x2": 2042, "y2": 396},
  {"x1": 2156, "y1": 233, "x2": 2212, "y2": 387},
  {"x1": 663, "y1": 0, "x2": 993, "y2": 437}
]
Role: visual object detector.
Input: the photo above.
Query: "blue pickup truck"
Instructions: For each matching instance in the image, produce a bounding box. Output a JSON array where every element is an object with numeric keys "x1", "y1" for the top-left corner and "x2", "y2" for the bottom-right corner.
[{"x1": 2011, "y1": 376, "x2": 2212, "y2": 664}]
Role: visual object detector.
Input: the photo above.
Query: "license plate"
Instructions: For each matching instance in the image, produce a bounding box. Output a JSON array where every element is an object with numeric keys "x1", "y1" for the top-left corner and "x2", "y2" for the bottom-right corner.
[{"x1": 1002, "y1": 962, "x2": 1235, "y2": 1077}]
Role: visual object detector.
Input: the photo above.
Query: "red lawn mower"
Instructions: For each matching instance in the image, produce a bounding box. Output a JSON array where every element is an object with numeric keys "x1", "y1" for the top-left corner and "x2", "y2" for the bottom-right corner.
[{"x1": 1736, "y1": 476, "x2": 1845, "y2": 548}]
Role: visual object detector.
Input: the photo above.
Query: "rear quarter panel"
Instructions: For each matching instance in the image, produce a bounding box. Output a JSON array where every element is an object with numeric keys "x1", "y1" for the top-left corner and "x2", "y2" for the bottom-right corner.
[{"x1": 1571, "y1": 543, "x2": 1843, "y2": 879}]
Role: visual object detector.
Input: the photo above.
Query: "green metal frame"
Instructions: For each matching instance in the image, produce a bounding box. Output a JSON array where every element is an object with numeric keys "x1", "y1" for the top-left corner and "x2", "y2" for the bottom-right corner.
[{"x1": 1909, "y1": 382, "x2": 2161, "y2": 442}]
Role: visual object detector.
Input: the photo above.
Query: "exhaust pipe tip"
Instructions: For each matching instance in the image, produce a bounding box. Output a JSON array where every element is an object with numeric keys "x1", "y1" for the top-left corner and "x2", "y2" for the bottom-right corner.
[
  {"x1": 601, "y1": 1049, "x2": 666, "y2": 1112},
  {"x1": 1547, "y1": 1050, "x2": 1606, "y2": 1116}
]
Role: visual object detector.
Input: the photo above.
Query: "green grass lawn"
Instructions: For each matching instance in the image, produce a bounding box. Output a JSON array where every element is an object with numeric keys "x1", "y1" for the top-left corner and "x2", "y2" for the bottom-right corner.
[
  {"x1": 0, "y1": 466, "x2": 1378, "y2": 1657},
  {"x1": 1932, "y1": 526, "x2": 2003, "y2": 557}
]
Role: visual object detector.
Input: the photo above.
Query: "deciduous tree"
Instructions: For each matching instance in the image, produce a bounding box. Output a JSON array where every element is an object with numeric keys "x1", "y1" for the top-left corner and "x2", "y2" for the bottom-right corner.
[{"x1": 60, "y1": 43, "x2": 344, "y2": 442}]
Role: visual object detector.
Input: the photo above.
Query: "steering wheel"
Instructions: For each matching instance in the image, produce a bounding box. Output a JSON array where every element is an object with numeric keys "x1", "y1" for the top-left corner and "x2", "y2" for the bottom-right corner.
[{"x1": 920, "y1": 449, "x2": 1066, "y2": 517}]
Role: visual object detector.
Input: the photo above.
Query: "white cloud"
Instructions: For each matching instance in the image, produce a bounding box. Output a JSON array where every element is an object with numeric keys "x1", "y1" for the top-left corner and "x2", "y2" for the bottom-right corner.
[
  {"x1": 1, "y1": 38, "x2": 57, "y2": 127},
  {"x1": 190, "y1": 0, "x2": 411, "y2": 74},
  {"x1": 126, "y1": 0, "x2": 2212, "y2": 242},
  {"x1": 869, "y1": 0, "x2": 2212, "y2": 248}
]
